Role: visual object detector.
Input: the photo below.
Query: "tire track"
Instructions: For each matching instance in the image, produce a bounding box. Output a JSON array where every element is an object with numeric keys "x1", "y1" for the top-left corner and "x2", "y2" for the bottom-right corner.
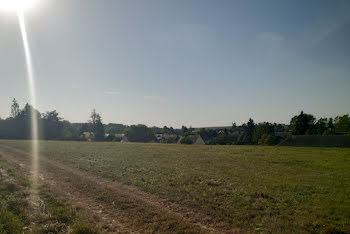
[{"x1": 0, "y1": 144, "x2": 238, "y2": 233}]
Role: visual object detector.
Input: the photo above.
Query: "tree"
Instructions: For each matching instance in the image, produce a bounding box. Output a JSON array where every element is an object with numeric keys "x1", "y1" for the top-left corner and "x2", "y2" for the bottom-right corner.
[
  {"x1": 61, "y1": 121, "x2": 79, "y2": 140},
  {"x1": 42, "y1": 110, "x2": 61, "y2": 122},
  {"x1": 181, "y1": 126, "x2": 188, "y2": 135},
  {"x1": 231, "y1": 122, "x2": 237, "y2": 131},
  {"x1": 16, "y1": 103, "x2": 41, "y2": 121},
  {"x1": 290, "y1": 111, "x2": 316, "y2": 135},
  {"x1": 273, "y1": 123, "x2": 285, "y2": 132},
  {"x1": 210, "y1": 133, "x2": 237, "y2": 145},
  {"x1": 89, "y1": 109, "x2": 105, "y2": 141},
  {"x1": 104, "y1": 123, "x2": 127, "y2": 134},
  {"x1": 334, "y1": 115, "x2": 350, "y2": 133},
  {"x1": 125, "y1": 124, "x2": 155, "y2": 142},
  {"x1": 258, "y1": 134, "x2": 277, "y2": 145},
  {"x1": 238, "y1": 118, "x2": 256, "y2": 144},
  {"x1": 42, "y1": 110, "x2": 64, "y2": 140},
  {"x1": 10, "y1": 98, "x2": 20, "y2": 118},
  {"x1": 180, "y1": 136, "x2": 192, "y2": 144},
  {"x1": 315, "y1": 118, "x2": 328, "y2": 135},
  {"x1": 79, "y1": 123, "x2": 90, "y2": 135},
  {"x1": 90, "y1": 109, "x2": 98, "y2": 126},
  {"x1": 6, "y1": 103, "x2": 41, "y2": 139},
  {"x1": 328, "y1": 118, "x2": 335, "y2": 132},
  {"x1": 199, "y1": 128, "x2": 217, "y2": 143},
  {"x1": 253, "y1": 122, "x2": 274, "y2": 144}
]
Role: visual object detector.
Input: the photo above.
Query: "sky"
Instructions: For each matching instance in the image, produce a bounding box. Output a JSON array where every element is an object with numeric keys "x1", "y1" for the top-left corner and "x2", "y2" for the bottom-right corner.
[{"x1": 0, "y1": 0, "x2": 350, "y2": 128}]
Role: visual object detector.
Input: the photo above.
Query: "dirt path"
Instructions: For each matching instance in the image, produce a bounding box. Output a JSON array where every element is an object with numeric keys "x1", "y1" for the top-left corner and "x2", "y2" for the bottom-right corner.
[{"x1": 0, "y1": 144, "x2": 237, "y2": 233}]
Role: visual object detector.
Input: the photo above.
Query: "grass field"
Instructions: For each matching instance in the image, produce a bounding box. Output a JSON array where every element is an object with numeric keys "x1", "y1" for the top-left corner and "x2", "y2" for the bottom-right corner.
[
  {"x1": 0, "y1": 140, "x2": 349, "y2": 233},
  {"x1": 0, "y1": 152, "x2": 96, "y2": 233}
]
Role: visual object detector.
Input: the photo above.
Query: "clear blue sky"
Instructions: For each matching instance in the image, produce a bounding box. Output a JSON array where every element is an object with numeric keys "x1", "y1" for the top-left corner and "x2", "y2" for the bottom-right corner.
[{"x1": 1, "y1": 0, "x2": 349, "y2": 127}]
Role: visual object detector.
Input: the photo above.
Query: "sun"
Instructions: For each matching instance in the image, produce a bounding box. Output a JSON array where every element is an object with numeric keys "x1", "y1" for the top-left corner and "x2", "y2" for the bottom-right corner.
[{"x1": 0, "y1": 0, "x2": 37, "y2": 12}]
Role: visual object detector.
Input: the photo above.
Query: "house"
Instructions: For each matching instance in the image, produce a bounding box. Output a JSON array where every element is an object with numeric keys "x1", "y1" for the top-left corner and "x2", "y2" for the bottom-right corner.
[
  {"x1": 217, "y1": 130, "x2": 226, "y2": 135},
  {"x1": 81, "y1": 132, "x2": 94, "y2": 141},
  {"x1": 160, "y1": 133, "x2": 178, "y2": 143},
  {"x1": 163, "y1": 133, "x2": 178, "y2": 140},
  {"x1": 120, "y1": 135, "x2": 129, "y2": 143},
  {"x1": 191, "y1": 135, "x2": 205, "y2": 145},
  {"x1": 115, "y1": 134, "x2": 125, "y2": 138},
  {"x1": 155, "y1": 133, "x2": 163, "y2": 141},
  {"x1": 178, "y1": 134, "x2": 205, "y2": 145}
]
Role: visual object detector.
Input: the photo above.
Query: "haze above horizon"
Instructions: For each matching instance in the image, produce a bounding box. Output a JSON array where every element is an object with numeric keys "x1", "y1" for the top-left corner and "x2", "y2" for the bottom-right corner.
[{"x1": 1, "y1": 0, "x2": 350, "y2": 127}]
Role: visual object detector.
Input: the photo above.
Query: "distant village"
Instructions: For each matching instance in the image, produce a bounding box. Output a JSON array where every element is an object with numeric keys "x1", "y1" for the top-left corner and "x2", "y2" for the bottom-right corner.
[
  {"x1": 83, "y1": 131, "x2": 206, "y2": 145},
  {"x1": 1, "y1": 99, "x2": 350, "y2": 147}
]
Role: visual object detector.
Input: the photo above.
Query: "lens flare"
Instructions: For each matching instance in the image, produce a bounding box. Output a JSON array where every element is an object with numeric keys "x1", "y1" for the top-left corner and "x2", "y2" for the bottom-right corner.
[
  {"x1": 18, "y1": 11, "x2": 39, "y2": 201},
  {"x1": 0, "y1": 0, "x2": 37, "y2": 12}
]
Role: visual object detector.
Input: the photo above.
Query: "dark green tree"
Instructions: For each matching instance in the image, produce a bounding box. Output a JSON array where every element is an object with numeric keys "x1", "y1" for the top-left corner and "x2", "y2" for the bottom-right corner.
[
  {"x1": 253, "y1": 122, "x2": 274, "y2": 144},
  {"x1": 89, "y1": 109, "x2": 105, "y2": 141},
  {"x1": 181, "y1": 126, "x2": 188, "y2": 135},
  {"x1": 42, "y1": 110, "x2": 64, "y2": 140},
  {"x1": 231, "y1": 122, "x2": 237, "y2": 131},
  {"x1": 334, "y1": 115, "x2": 350, "y2": 134},
  {"x1": 10, "y1": 98, "x2": 20, "y2": 118},
  {"x1": 238, "y1": 118, "x2": 256, "y2": 144},
  {"x1": 314, "y1": 118, "x2": 328, "y2": 135},
  {"x1": 17, "y1": 103, "x2": 41, "y2": 121},
  {"x1": 328, "y1": 118, "x2": 335, "y2": 131},
  {"x1": 180, "y1": 136, "x2": 193, "y2": 144},
  {"x1": 258, "y1": 134, "x2": 277, "y2": 145},
  {"x1": 290, "y1": 111, "x2": 316, "y2": 135},
  {"x1": 125, "y1": 124, "x2": 155, "y2": 142},
  {"x1": 163, "y1": 126, "x2": 170, "y2": 133}
]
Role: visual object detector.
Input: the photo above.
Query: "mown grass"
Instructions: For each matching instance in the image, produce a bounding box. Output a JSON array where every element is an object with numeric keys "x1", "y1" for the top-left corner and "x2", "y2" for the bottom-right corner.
[
  {"x1": 0, "y1": 156, "x2": 31, "y2": 233},
  {"x1": 1, "y1": 140, "x2": 350, "y2": 233},
  {"x1": 0, "y1": 151, "x2": 97, "y2": 234}
]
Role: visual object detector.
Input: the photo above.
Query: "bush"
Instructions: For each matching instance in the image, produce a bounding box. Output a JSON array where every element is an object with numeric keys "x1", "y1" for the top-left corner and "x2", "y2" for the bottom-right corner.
[
  {"x1": 210, "y1": 134, "x2": 237, "y2": 145},
  {"x1": 125, "y1": 125, "x2": 156, "y2": 142},
  {"x1": 113, "y1": 136, "x2": 122, "y2": 142},
  {"x1": 258, "y1": 134, "x2": 277, "y2": 145},
  {"x1": 180, "y1": 136, "x2": 192, "y2": 144}
]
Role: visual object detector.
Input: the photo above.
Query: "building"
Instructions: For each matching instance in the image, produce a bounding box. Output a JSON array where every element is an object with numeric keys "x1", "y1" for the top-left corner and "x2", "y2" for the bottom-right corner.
[
  {"x1": 120, "y1": 135, "x2": 129, "y2": 143},
  {"x1": 81, "y1": 132, "x2": 94, "y2": 141},
  {"x1": 160, "y1": 133, "x2": 178, "y2": 143},
  {"x1": 114, "y1": 134, "x2": 125, "y2": 138},
  {"x1": 155, "y1": 133, "x2": 163, "y2": 141},
  {"x1": 178, "y1": 134, "x2": 205, "y2": 145}
]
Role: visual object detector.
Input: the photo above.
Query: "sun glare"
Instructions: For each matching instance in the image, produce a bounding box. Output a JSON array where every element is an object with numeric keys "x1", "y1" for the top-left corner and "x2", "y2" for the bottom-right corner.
[{"x1": 0, "y1": 0, "x2": 37, "y2": 12}]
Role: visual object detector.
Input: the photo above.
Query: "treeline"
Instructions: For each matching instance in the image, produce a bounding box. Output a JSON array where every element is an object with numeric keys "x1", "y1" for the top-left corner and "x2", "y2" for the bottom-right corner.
[
  {"x1": 289, "y1": 111, "x2": 350, "y2": 135},
  {"x1": 0, "y1": 99, "x2": 104, "y2": 141},
  {"x1": 198, "y1": 111, "x2": 350, "y2": 145},
  {"x1": 198, "y1": 120, "x2": 287, "y2": 145},
  {"x1": 0, "y1": 99, "x2": 349, "y2": 145}
]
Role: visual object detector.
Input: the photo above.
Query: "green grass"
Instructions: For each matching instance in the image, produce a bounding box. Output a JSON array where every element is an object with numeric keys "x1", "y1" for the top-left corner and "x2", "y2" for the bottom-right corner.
[
  {"x1": 0, "y1": 157, "x2": 31, "y2": 233},
  {"x1": 37, "y1": 190, "x2": 97, "y2": 234},
  {"x1": 0, "y1": 151, "x2": 97, "y2": 234},
  {"x1": 1, "y1": 140, "x2": 350, "y2": 233}
]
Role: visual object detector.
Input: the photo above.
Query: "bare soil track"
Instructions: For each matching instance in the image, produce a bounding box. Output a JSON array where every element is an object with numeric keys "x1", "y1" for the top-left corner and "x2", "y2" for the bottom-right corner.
[{"x1": 0, "y1": 144, "x2": 238, "y2": 233}]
